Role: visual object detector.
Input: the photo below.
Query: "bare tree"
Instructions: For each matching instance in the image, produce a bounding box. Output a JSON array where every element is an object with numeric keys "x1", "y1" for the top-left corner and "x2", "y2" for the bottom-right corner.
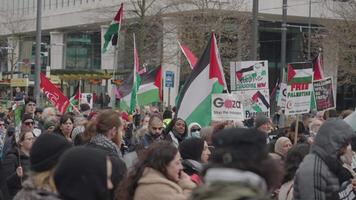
[{"x1": 320, "y1": 1, "x2": 356, "y2": 85}]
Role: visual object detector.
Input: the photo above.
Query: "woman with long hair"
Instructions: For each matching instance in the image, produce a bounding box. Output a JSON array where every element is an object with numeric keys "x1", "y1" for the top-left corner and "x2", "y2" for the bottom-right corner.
[
  {"x1": 55, "y1": 114, "x2": 74, "y2": 142},
  {"x1": 117, "y1": 141, "x2": 196, "y2": 200},
  {"x1": 2, "y1": 126, "x2": 35, "y2": 199},
  {"x1": 14, "y1": 133, "x2": 72, "y2": 200}
]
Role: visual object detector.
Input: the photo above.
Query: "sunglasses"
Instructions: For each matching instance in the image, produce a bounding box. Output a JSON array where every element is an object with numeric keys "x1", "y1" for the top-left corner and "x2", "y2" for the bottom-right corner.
[
  {"x1": 191, "y1": 128, "x2": 201, "y2": 132},
  {"x1": 24, "y1": 121, "x2": 34, "y2": 126}
]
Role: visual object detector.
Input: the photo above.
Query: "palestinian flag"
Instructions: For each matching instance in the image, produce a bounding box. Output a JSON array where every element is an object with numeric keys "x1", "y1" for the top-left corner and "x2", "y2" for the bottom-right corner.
[
  {"x1": 129, "y1": 34, "x2": 141, "y2": 114},
  {"x1": 287, "y1": 63, "x2": 313, "y2": 85},
  {"x1": 252, "y1": 91, "x2": 270, "y2": 110},
  {"x1": 119, "y1": 67, "x2": 162, "y2": 111},
  {"x1": 236, "y1": 65, "x2": 254, "y2": 81},
  {"x1": 66, "y1": 83, "x2": 80, "y2": 112},
  {"x1": 178, "y1": 41, "x2": 197, "y2": 69},
  {"x1": 313, "y1": 53, "x2": 324, "y2": 81},
  {"x1": 102, "y1": 3, "x2": 123, "y2": 53},
  {"x1": 176, "y1": 33, "x2": 227, "y2": 127}
]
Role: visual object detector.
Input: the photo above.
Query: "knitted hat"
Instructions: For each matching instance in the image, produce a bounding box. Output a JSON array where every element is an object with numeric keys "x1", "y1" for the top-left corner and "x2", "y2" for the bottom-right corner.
[
  {"x1": 254, "y1": 115, "x2": 270, "y2": 128},
  {"x1": 30, "y1": 133, "x2": 72, "y2": 172},
  {"x1": 179, "y1": 138, "x2": 205, "y2": 161},
  {"x1": 44, "y1": 120, "x2": 56, "y2": 130},
  {"x1": 211, "y1": 128, "x2": 268, "y2": 164}
]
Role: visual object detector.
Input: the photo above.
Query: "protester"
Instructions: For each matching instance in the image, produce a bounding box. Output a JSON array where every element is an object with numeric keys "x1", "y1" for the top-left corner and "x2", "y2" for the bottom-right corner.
[
  {"x1": 117, "y1": 141, "x2": 196, "y2": 200},
  {"x1": 54, "y1": 114, "x2": 74, "y2": 142},
  {"x1": 190, "y1": 128, "x2": 283, "y2": 200},
  {"x1": 165, "y1": 118, "x2": 188, "y2": 147},
  {"x1": 199, "y1": 126, "x2": 214, "y2": 146},
  {"x1": 137, "y1": 114, "x2": 164, "y2": 149},
  {"x1": 14, "y1": 133, "x2": 72, "y2": 200},
  {"x1": 179, "y1": 138, "x2": 210, "y2": 185},
  {"x1": 23, "y1": 97, "x2": 36, "y2": 119},
  {"x1": 254, "y1": 115, "x2": 272, "y2": 143},
  {"x1": 271, "y1": 137, "x2": 292, "y2": 161},
  {"x1": 87, "y1": 110, "x2": 123, "y2": 158},
  {"x1": 2, "y1": 126, "x2": 35, "y2": 199},
  {"x1": 278, "y1": 144, "x2": 310, "y2": 200},
  {"x1": 294, "y1": 118, "x2": 356, "y2": 200},
  {"x1": 54, "y1": 147, "x2": 115, "y2": 200},
  {"x1": 187, "y1": 123, "x2": 201, "y2": 139},
  {"x1": 287, "y1": 120, "x2": 307, "y2": 144},
  {"x1": 43, "y1": 121, "x2": 56, "y2": 134}
]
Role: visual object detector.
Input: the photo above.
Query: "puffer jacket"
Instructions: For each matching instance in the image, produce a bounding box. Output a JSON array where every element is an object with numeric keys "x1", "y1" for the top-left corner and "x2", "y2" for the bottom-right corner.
[{"x1": 294, "y1": 118, "x2": 356, "y2": 200}]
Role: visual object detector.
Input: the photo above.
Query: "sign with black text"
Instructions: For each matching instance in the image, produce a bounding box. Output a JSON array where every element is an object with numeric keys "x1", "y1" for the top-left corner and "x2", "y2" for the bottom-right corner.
[{"x1": 212, "y1": 93, "x2": 244, "y2": 121}]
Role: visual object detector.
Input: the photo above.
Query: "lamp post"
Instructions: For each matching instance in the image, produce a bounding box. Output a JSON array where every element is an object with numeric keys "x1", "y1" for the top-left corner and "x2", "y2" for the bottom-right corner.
[{"x1": 34, "y1": 0, "x2": 42, "y2": 105}]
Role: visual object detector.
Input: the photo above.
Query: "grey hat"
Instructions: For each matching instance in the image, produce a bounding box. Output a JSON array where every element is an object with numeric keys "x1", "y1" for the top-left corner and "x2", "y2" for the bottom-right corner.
[{"x1": 254, "y1": 115, "x2": 270, "y2": 128}]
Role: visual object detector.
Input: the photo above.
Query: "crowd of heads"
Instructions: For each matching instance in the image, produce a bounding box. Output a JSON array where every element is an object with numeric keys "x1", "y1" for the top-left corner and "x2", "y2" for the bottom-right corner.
[{"x1": 0, "y1": 97, "x2": 356, "y2": 200}]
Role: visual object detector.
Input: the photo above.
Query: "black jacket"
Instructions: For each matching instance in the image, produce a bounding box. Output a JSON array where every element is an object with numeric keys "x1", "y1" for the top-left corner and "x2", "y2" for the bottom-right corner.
[{"x1": 2, "y1": 148, "x2": 30, "y2": 199}]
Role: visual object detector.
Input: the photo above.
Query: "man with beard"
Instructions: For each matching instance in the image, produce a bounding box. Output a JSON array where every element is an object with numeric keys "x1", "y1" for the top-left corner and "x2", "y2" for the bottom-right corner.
[{"x1": 138, "y1": 114, "x2": 164, "y2": 149}]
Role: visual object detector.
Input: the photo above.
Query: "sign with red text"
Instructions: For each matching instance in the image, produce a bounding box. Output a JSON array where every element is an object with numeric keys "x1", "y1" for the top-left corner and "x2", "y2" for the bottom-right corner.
[{"x1": 285, "y1": 62, "x2": 313, "y2": 115}]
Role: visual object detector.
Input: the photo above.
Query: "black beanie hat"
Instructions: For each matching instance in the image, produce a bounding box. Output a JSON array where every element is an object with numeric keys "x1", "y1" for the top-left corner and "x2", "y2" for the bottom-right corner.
[
  {"x1": 211, "y1": 128, "x2": 268, "y2": 165},
  {"x1": 30, "y1": 133, "x2": 72, "y2": 172},
  {"x1": 179, "y1": 138, "x2": 205, "y2": 161}
]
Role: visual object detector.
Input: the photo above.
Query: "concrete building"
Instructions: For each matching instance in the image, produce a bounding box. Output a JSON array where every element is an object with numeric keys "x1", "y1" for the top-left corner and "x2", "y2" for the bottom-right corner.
[{"x1": 0, "y1": 0, "x2": 350, "y2": 109}]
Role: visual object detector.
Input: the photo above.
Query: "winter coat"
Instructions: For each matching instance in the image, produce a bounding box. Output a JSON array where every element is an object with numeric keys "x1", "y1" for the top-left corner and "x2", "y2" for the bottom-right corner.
[
  {"x1": 2, "y1": 148, "x2": 31, "y2": 199},
  {"x1": 13, "y1": 178, "x2": 61, "y2": 200},
  {"x1": 294, "y1": 118, "x2": 356, "y2": 200},
  {"x1": 189, "y1": 168, "x2": 271, "y2": 200},
  {"x1": 182, "y1": 159, "x2": 203, "y2": 185},
  {"x1": 278, "y1": 180, "x2": 293, "y2": 200},
  {"x1": 133, "y1": 167, "x2": 196, "y2": 200}
]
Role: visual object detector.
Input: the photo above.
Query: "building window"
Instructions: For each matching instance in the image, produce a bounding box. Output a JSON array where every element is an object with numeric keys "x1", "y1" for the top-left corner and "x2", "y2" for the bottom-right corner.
[{"x1": 65, "y1": 32, "x2": 101, "y2": 70}]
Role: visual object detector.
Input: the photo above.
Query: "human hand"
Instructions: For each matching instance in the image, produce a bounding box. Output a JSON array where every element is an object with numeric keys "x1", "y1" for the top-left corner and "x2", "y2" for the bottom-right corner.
[{"x1": 16, "y1": 166, "x2": 23, "y2": 177}]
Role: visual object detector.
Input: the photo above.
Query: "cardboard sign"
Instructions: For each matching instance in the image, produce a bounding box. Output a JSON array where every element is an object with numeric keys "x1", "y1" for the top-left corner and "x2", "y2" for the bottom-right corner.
[
  {"x1": 285, "y1": 62, "x2": 313, "y2": 115},
  {"x1": 230, "y1": 60, "x2": 269, "y2": 91},
  {"x1": 212, "y1": 93, "x2": 244, "y2": 121}
]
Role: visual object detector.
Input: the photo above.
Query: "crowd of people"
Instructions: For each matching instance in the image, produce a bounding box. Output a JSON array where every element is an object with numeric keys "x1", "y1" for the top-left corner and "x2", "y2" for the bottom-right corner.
[{"x1": 0, "y1": 96, "x2": 356, "y2": 200}]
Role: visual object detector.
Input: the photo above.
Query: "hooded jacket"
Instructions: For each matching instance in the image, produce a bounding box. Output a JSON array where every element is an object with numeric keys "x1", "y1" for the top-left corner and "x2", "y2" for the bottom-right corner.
[{"x1": 294, "y1": 118, "x2": 356, "y2": 200}]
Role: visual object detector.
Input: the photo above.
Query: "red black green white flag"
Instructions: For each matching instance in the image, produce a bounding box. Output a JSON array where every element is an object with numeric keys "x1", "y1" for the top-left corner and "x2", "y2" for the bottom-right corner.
[
  {"x1": 102, "y1": 3, "x2": 123, "y2": 53},
  {"x1": 176, "y1": 33, "x2": 227, "y2": 127}
]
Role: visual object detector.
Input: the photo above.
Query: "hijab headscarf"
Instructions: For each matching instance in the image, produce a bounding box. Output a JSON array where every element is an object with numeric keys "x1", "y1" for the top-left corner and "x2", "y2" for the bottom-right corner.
[
  {"x1": 54, "y1": 147, "x2": 109, "y2": 200},
  {"x1": 274, "y1": 137, "x2": 292, "y2": 158}
]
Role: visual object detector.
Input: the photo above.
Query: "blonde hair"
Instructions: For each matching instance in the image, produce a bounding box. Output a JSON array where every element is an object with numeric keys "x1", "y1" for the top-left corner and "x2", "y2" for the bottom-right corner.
[{"x1": 31, "y1": 169, "x2": 57, "y2": 193}]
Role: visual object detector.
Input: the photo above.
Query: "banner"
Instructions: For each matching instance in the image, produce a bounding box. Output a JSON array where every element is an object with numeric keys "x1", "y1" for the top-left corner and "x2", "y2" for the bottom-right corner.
[
  {"x1": 313, "y1": 77, "x2": 335, "y2": 111},
  {"x1": 285, "y1": 62, "x2": 313, "y2": 115},
  {"x1": 230, "y1": 60, "x2": 269, "y2": 91},
  {"x1": 233, "y1": 89, "x2": 270, "y2": 119},
  {"x1": 40, "y1": 73, "x2": 69, "y2": 114},
  {"x1": 277, "y1": 83, "x2": 287, "y2": 110},
  {"x1": 81, "y1": 93, "x2": 94, "y2": 109},
  {"x1": 211, "y1": 93, "x2": 244, "y2": 121}
]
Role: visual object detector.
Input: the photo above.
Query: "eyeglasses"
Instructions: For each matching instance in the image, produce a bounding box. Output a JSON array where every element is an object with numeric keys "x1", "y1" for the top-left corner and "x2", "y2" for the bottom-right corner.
[
  {"x1": 191, "y1": 128, "x2": 201, "y2": 132},
  {"x1": 151, "y1": 127, "x2": 163, "y2": 131},
  {"x1": 24, "y1": 121, "x2": 34, "y2": 126}
]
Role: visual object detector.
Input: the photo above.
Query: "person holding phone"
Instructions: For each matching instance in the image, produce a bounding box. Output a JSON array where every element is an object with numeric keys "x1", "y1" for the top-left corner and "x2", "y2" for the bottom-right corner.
[{"x1": 117, "y1": 141, "x2": 196, "y2": 200}]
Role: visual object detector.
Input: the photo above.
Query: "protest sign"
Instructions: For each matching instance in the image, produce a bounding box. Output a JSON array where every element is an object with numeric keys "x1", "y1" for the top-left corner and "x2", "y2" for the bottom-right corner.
[
  {"x1": 230, "y1": 60, "x2": 269, "y2": 91},
  {"x1": 81, "y1": 93, "x2": 93, "y2": 109},
  {"x1": 285, "y1": 62, "x2": 313, "y2": 115},
  {"x1": 211, "y1": 93, "x2": 244, "y2": 121},
  {"x1": 313, "y1": 77, "x2": 335, "y2": 111},
  {"x1": 233, "y1": 89, "x2": 270, "y2": 119}
]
